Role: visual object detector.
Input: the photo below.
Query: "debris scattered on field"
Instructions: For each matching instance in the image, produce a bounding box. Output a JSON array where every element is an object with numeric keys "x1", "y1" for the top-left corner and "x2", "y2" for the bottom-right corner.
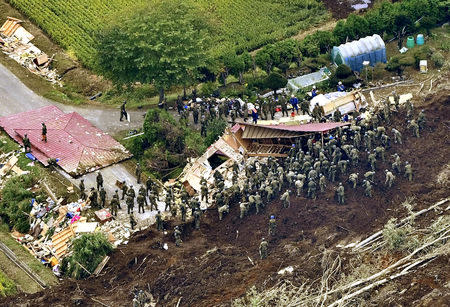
[{"x1": 0, "y1": 17, "x2": 62, "y2": 86}]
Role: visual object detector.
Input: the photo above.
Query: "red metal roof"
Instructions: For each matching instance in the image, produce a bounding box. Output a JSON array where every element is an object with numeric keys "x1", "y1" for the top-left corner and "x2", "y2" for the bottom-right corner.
[{"x1": 0, "y1": 106, "x2": 131, "y2": 176}]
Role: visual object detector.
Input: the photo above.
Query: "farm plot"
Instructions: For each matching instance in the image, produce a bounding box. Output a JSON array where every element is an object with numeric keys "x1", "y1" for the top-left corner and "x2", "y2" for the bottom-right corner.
[{"x1": 7, "y1": 0, "x2": 329, "y2": 66}]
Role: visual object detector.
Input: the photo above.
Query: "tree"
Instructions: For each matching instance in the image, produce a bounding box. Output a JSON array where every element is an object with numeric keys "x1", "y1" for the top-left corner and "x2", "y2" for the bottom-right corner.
[
  {"x1": 96, "y1": 1, "x2": 208, "y2": 103},
  {"x1": 393, "y1": 13, "x2": 413, "y2": 49},
  {"x1": 205, "y1": 118, "x2": 227, "y2": 147},
  {"x1": 419, "y1": 15, "x2": 437, "y2": 35},
  {"x1": 333, "y1": 20, "x2": 348, "y2": 44},
  {"x1": 255, "y1": 48, "x2": 273, "y2": 74},
  {"x1": 62, "y1": 233, "x2": 113, "y2": 279},
  {"x1": 345, "y1": 14, "x2": 370, "y2": 40},
  {"x1": 223, "y1": 51, "x2": 252, "y2": 85},
  {"x1": 265, "y1": 72, "x2": 287, "y2": 96},
  {"x1": 274, "y1": 39, "x2": 302, "y2": 66}
]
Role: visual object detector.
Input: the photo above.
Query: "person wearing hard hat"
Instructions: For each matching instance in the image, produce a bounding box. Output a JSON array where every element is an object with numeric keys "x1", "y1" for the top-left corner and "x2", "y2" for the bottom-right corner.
[
  {"x1": 337, "y1": 81, "x2": 345, "y2": 92},
  {"x1": 289, "y1": 94, "x2": 299, "y2": 114}
]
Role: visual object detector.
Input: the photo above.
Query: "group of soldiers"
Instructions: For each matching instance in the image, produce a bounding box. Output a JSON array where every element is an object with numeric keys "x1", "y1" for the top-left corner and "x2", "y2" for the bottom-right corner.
[
  {"x1": 175, "y1": 88, "x2": 330, "y2": 135},
  {"x1": 80, "y1": 89, "x2": 425, "y2": 260}
]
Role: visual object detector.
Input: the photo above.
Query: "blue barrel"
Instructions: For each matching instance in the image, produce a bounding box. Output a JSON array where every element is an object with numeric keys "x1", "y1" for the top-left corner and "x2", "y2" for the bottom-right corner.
[{"x1": 416, "y1": 34, "x2": 424, "y2": 46}]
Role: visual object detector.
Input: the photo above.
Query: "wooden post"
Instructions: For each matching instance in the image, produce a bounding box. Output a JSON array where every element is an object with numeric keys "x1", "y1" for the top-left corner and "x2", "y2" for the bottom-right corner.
[{"x1": 321, "y1": 132, "x2": 324, "y2": 147}]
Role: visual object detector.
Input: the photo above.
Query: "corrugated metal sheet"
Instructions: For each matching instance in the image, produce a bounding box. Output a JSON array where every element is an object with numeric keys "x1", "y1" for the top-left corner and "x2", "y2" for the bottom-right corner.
[
  {"x1": 242, "y1": 125, "x2": 303, "y2": 139},
  {"x1": 0, "y1": 17, "x2": 22, "y2": 37},
  {"x1": 240, "y1": 122, "x2": 349, "y2": 137},
  {"x1": 0, "y1": 106, "x2": 132, "y2": 176}
]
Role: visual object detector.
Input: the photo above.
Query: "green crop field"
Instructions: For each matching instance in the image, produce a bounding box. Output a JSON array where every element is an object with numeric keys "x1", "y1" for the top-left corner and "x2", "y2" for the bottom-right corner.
[{"x1": 7, "y1": 0, "x2": 329, "y2": 67}]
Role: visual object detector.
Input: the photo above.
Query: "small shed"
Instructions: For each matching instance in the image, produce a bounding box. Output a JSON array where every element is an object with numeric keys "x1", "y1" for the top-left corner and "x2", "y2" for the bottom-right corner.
[{"x1": 331, "y1": 34, "x2": 387, "y2": 72}]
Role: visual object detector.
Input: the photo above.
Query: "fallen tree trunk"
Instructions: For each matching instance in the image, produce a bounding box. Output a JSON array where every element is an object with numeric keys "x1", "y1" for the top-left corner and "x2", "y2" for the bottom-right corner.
[{"x1": 349, "y1": 198, "x2": 449, "y2": 250}]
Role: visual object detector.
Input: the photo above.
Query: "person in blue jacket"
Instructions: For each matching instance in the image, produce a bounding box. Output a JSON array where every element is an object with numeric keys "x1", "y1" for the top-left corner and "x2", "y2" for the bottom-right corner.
[
  {"x1": 289, "y1": 94, "x2": 299, "y2": 114},
  {"x1": 251, "y1": 109, "x2": 258, "y2": 124},
  {"x1": 337, "y1": 81, "x2": 345, "y2": 92},
  {"x1": 311, "y1": 86, "x2": 318, "y2": 98}
]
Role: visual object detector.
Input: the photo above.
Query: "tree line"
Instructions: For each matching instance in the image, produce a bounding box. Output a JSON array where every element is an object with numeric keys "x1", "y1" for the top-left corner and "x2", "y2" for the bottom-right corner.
[{"x1": 95, "y1": 0, "x2": 449, "y2": 102}]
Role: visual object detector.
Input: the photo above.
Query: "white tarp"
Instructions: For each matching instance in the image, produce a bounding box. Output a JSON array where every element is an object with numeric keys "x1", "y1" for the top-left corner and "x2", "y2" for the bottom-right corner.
[
  {"x1": 287, "y1": 67, "x2": 331, "y2": 92},
  {"x1": 310, "y1": 91, "x2": 367, "y2": 115}
]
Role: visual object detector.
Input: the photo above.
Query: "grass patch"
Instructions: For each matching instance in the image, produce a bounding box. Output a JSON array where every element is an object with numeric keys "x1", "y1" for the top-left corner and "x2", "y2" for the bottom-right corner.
[
  {"x1": 0, "y1": 224, "x2": 58, "y2": 293},
  {"x1": 0, "y1": 269, "x2": 16, "y2": 297},
  {"x1": 0, "y1": 134, "x2": 19, "y2": 154}
]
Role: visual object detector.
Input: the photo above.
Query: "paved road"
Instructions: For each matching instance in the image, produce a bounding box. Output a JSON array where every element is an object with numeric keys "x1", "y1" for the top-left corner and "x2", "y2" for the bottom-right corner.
[
  {"x1": 0, "y1": 63, "x2": 145, "y2": 135},
  {"x1": 0, "y1": 63, "x2": 160, "y2": 222}
]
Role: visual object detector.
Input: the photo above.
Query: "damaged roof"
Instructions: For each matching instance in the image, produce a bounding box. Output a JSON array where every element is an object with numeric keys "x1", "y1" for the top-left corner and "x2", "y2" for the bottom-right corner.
[
  {"x1": 238, "y1": 122, "x2": 350, "y2": 139},
  {"x1": 0, "y1": 106, "x2": 132, "y2": 176}
]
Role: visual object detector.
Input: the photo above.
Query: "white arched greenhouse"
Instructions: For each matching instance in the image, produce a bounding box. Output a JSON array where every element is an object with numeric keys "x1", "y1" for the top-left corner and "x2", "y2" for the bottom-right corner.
[{"x1": 331, "y1": 34, "x2": 387, "y2": 72}]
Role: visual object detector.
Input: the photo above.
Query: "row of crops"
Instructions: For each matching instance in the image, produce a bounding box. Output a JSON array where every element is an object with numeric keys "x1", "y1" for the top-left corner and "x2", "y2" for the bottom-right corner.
[{"x1": 7, "y1": 0, "x2": 328, "y2": 67}]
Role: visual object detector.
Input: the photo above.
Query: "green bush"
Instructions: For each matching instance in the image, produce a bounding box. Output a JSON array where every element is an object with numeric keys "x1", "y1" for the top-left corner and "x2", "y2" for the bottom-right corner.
[
  {"x1": 62, "y1": 233, "x2": 113, "y2": 279},
  {"x1": 383, "y1": 218, "x2": 419, "y2": 252},
  {"x1": 264, "y1": 72, "x2": 287, "y2": 94},
  {"x1": 246, "y1": 76, "x2": 267, "y2": 92},
  {"x1": 431, "y1": 52, "x2": 445, "y2": 68},
  {"x1": 372, "y1": 63, "x2": 388, "y2": 81},
  {"x1": 0, "y1": 271, "x2": 16, "y2": 297},
  {"x1": 412, "y1": 46, "x2": 432, "y2": 68},
  {"x1": 0, "y1": 175, "x2": 36, "y2": 233},
  {"x1": 329, "y1": 64, "x2": 354, "y2": 87},
  {"x1": 204, "y1": 118, "x2": 227, "y2": 147},
  {"x1": 335, "y1": 64, "x2": 353, "y2": 79},
  {"x1": 201, "y1": 82, "x2": 220, "y2": 97},
  {"x1": 302, "y1": 56, "x2": 329, "y2": 72}
]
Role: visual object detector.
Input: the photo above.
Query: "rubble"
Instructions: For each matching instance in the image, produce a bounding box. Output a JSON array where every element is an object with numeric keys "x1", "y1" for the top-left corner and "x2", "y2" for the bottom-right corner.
[{"x1": 0, "y1": 17, "x2": 62, "y2": 86}]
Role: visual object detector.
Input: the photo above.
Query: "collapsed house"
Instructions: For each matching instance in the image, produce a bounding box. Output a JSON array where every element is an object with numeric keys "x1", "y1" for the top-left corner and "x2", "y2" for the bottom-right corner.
[
  {"x1": 0, "y1": 106, "x2": 132, "y2": 176},
  {"x1": 180, "y1": 121, "x2": 349, "y2": 196},
  {"x1": 0, "y1": 17, "x2": 60, "y2": 85}
]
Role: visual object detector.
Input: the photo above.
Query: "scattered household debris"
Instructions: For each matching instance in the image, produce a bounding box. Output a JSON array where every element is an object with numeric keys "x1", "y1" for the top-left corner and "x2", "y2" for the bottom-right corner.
[
  {"x1": 0, "y1": 17, "x2": 61, "y2": 86},
  {"x1": 278, "y1": 266, "x2": 295, "y2": 275}
]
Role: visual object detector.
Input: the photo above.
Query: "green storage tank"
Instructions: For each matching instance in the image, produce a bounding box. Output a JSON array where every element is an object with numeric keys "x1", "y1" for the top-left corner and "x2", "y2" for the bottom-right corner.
[{"x1": 406, "y1": 36, "x2": 415, "y2": 49}]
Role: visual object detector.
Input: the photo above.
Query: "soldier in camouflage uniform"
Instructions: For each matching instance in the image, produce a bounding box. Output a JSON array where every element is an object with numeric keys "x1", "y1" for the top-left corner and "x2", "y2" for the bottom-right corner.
[
  {"x1": 385, "y1": 170, "x2": 395, "y2": 188},
  {"x1": 336, "y1": 183, "x2": 345, "y2": 205}
]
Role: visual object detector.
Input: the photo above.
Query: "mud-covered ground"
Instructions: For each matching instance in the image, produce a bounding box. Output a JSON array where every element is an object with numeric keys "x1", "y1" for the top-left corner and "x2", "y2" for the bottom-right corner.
[
  {"x1": 322, "y1": 0, "x2": 374, "y2": 19},
  {"x1": 3, "y1": 85, "x2": 450, "y2": 306}
]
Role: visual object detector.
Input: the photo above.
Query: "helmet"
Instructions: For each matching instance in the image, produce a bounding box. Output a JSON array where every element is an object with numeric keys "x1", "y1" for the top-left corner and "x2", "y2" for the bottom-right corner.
[
  {"x1": 313, "y1": 86, "x2": 317, "y2": 89},
  {"x1": 270, "y1": 215, "x2": 275, "y2": 219},
  {"x1": 338, "y1": 81, "x2": 342, "y2": 85}
]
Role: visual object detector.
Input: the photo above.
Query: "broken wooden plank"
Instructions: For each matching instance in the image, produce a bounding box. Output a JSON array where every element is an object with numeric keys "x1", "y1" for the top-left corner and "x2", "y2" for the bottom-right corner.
[
  {"x1": 42, "y1": 181, "x2": 57, "y2": 202},
  {"x1": 0, "y1": 155, "x2": 18, "y2": 177},
  {"x1": 93, "y1": 256, "x2": 110, "y2": 276}
]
